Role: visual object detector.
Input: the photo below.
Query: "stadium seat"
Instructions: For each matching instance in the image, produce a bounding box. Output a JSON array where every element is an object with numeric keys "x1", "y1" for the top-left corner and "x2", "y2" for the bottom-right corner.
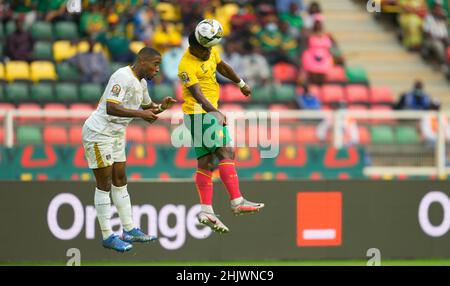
[
  {"x1": 126, "y1": 126, "x2": 145, "y2": 143},
  {"x1": 370, "y1": 86, "x2": 395, "y2": 105},
  {"x1": 79, "y1": 83, "x2": 102, "y2": 102},
  {"x1": 345, "y1": 66, "x2": 368, "y2": 84},
  {"x1": 55, "y1": 83, "x2": 79, "y2": 102},
  {"x1": 273, "y1": 85, "x2": 296, "y2": 102},
  {"x1": 371, "y1": 125, "x2": 395, "y2": 144},
  {"x1": 69, "y1": 126, "x2": 83, "y2": 144},
  {"x1": 252, "y1": 86, "x2": 272, "y2": 102},
  {"x1": 109, "y1": 62, "x2": 125, "y2": 75},
  {"x1": 33, "y1": 41, "x2": 53, "y2": 60},
  {"x1": 371, "y1": 105, "x2": 395, "y2": 124},
  {"x1": 130, "y1": 41, "x2": 146, "y2": 54},
  {"x1": 152, "y1": 83, "x2": 175, "y2": 102},
  {"x1": 269, "y1": 104, "x2": 291, "y2": 112},
  {"x1": 43, "y1": 103, "x2": 68, "y2": 122},
  {"x1": 30, "y1": 22, "x2": 53, "y2": 41},
  {"x1": 345, "y1": 85, "x2": 370, "y2": 104},
  {"x1": 0, "y1": 62, "x2": 5, "y2": 82},
  {"x1": 54, "y1": 22, "x2": 79, "y2": 40},
  {"x1": 222, "y1": 84, "x2": 250, "y2": 102},
  {"x1": 321, "y1": 85, "x2": 345, "y2": 105},
  {"x1": 56, "y1": 62, "x2": 80, "y2": 82},
  {"x1": 357, "y1": 126, "x2": 370, "y2": 145},
  {"x1": 69, "y1": 103, "x2": 94, "y2": 122},
  {"x1": 326, "y1": 66, "x2": 347, "y2": 83},
  {"x1": 0, "y1": 84, "x2": 4, "y2": 102},
  {"x1": 145, "y1": 125, "x2": 171, "y2": 144},
  {"x1": 0, "y1": 126, "x2": 3, "y2": 144},
  {"x1": 5, "y1": 82, "x2": 30, "y2": 102},
  {"x1": 30, "y1": 83, "x2": 55, "y2": 102},
  {"x1": 295, "y1": 125, "x2": 319, "y2": 144},
  {"x1": 17, "y1": 126, "x2": 42, "y2": 145},
  {"x1": 77, "y1": 41, "x2": 107, "y2": 57},
  {"x1": 5, "y1": 21, "x2": 16, "y2": 36},
  {"x1": 0, "y1": 103, "x2": 15, "y2": 119},
  {"x1": 278, "y1": 126, "x2": 295, "y2": 143},
  {"x1": 30, "y1": 61, "x2": 57, "y2": 82},
  {"x1": 272, "y1": 63, "x2": 298, "y2": 83},
  {"x1": 43, "y1": 126, "x2": 69, "y2": 144},
  {"x1": 17, "y1": 103, "x2": 41, "y2": 122},
  {"x1": 156, "y1": 2, "x2": 180, "y2": 21},
  {"x1": 221, "y1": 104, "x2": 244, "y2": 112},
  {"x1": 5, "y1": 61, "x2": 30, "y2": 82},
  {"x1": 53, "y1": 41, "x2": 77, "y2": 62},
  {"x1": 395, "y1": 126, "x2": 420, "y2": 144},
  {"x1": 0, "y1": 22, "x2": 4, "y2": 39}
]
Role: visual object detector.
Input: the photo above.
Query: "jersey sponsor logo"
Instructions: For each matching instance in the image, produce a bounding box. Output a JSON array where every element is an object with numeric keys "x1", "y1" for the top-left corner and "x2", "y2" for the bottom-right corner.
[
  {"x1": 180, "y1": 72, "x2": 190, "y2": 84},
  {"x1": 105, "y1": 154, "x2": 111, "y2": 160},
  {"x1": 111, "y1": 84, "x2": 121, "y2": 96}
]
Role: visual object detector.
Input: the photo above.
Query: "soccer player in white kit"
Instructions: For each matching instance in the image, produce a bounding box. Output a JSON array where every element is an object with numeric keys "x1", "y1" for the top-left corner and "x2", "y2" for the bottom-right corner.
[{"x1": 82, "y1": 47, "x2": 176, "y2": 252}]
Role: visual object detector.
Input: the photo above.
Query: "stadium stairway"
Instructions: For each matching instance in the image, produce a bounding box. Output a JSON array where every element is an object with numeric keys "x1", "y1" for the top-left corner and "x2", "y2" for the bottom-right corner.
[{"x1": 318, "y1": 0, "x2": 449, "y2": 108}]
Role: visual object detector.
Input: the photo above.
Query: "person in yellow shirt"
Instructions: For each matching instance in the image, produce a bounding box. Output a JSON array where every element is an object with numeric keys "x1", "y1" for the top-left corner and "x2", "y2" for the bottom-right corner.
[{"x1": 177, "y1": 27, "x2": 265, "y2": 234}]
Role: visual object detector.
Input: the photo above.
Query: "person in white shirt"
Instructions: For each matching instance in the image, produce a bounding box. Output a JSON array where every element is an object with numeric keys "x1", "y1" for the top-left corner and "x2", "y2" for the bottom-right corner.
[
  {"x1": 422, "y1": 2, "x2": 449, "y2": 66},
  {"x1": 82, "y1": 47, "x2": 176, "y2": 252}
]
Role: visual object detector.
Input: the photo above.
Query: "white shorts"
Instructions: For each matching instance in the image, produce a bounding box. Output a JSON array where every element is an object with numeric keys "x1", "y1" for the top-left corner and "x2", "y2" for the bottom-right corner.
[{"x1": 82, "y1": 124, "x2": 126, "y2": 169}]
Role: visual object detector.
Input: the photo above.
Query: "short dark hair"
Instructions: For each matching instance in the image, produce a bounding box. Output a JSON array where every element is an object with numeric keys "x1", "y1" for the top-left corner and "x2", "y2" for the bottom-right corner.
[
  {"x1": 188, "y1": 31, "x2": 209, "y2": 51},
  {"x1": 137, "y1": 47, "x2": 161, "y2": 61}
]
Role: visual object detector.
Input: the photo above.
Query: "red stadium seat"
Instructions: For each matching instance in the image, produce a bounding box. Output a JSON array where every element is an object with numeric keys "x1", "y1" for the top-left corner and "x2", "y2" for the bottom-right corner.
[
  {"x1": 272, "y1": 62, "x2": 298, "y2": 83},
  {"x1": 308, "y1": 85, "x2": 321, "y2": 98},
  {"x1": 146, "y1": 125, "x2": 171, "y2": 144},
  {"x1": 126, "y1": 125, "x2": 145, "y2": 143},
  {"x1": 295, "y1": 125, "x2": 319, "y2": 144},
  {"x1": 269, "y1": 104, "x2": 291, "y2": 112},
  {"x1": 370, "y1": 86, "x2": 394, "y2": 105},
  {"x1": 0, "y1": 127, "x2": 3, "y2": 144},
  {"x1": 43, "y1": 103, "x2": 68, "y2": 122},
  {"x1": 357, "y1": 126, "x2": 370, "y2": 144},
  {"x1": 17, "y1": 103, "x2": 41, "y2": 122},
  {"x1": 70, "y1": 103, "x2": 94, "y2": 122},
  {"x1": 347, "y1": 104, "x2": 368, "y2": 111},
  {"x1": 221, "y1": 104, "x2": 244, "y2": 112},
  {"x1": 326, "y1": 66, "x2": 347, "y2": 83},
  {"x1": 0, "y1": 103, "x2": 15, "y2": 119},
  {"x1": 222, "y1": 84, "x2": 250, "y2": 102},
  {"x1": 278, "y1": 126, "x2": 295, "y2": 143},
  {"x1": 345, "y1": 85, "x2": 369, "y2": 104},
  {"x1": 175, "y1": 83, "x2": 183, "y2": 101},
  {"x1": 371, "y1": 105, "x2": 396, "y2": 124},
  {"x1": 43, "y1": 126, "x2": 69, "y2": 144},
  {"x1": 69, "y1": 126, "x2": 83, "y2": 144},
  {"x1": 321, "y1": 85, "x2": 345, "y2": 105}
]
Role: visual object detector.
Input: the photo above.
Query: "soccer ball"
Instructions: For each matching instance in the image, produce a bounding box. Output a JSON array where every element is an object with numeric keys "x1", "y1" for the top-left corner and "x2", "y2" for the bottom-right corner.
[{"x1": 194, "y1": 19, "x2": 223, "y2": 48}]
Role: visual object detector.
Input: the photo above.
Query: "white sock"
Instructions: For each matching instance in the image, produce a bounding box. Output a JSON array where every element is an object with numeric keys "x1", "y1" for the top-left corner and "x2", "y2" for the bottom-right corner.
[
  {"x1": 201, "y1": 204, "x2": 214, "y2": 214},
  {"x1": 111, "y1": 184, "x2": 134, "y2": 231},
  {"x1": 94, "y1": 188, "x2": 113, "y2": 240},
  {"x1": 230, "y1": 196, "x2": 243, "y2": 207}
]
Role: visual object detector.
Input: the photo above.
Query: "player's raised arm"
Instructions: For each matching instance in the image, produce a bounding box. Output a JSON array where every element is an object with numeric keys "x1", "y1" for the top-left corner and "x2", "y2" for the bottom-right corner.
[{"x1": 216, "y1": 61, "x2": 252, "y2": 97}]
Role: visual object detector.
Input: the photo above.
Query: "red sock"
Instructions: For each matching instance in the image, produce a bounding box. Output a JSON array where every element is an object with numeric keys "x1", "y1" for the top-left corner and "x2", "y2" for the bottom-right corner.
[
  {"x1": 195, "y1": 169, "x2": 213, "y2": 205},
  {"x1": 218, "y1": 159, "x2": 242, "y2": 200}
]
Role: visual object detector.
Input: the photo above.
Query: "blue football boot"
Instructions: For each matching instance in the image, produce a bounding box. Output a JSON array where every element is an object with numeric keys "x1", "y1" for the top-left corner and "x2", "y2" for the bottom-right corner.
[
  {"x1": 122, "y1": 227, "x2": 158, "y2": 243},
  {"x1": 102, "y1": 234, "x2": 133, "y2": 252}
]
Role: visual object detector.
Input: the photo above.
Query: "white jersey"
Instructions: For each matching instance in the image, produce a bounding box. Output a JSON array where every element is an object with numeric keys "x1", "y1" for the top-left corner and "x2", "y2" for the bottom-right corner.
[{"x1": 84, "y1": 66, "x2": 152, "y2": 137}]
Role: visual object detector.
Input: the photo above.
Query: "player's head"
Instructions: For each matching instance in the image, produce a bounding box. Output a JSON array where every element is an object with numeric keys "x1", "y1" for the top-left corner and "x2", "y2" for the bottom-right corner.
[
  {"x1": 188, "y1": 32, "x2": 211, "y2": 61},
  {"x1": 134, "y1": 47, "x2": 162, "y2": 80}
]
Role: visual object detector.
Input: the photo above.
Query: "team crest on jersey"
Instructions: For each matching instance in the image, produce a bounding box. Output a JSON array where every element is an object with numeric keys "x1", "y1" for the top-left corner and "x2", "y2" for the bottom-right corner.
[
  {"x1": 180, "y1": 72, "x2": 190, "y2": 84},
  {"x1": 111, "y1": 84, "x2": 121, "y2": 96}
]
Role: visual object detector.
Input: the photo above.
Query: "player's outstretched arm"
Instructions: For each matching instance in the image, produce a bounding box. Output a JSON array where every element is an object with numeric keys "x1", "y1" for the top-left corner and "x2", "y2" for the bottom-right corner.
[
  {"x1": 188, "y1": 84, "x2": 227, "y2": 126},
  {"x1": 106, "y1": 101, "x2": 158, "y2": 121},
  {"x1": 216, "y1": 61, "x2": 252, "y2": 97}
]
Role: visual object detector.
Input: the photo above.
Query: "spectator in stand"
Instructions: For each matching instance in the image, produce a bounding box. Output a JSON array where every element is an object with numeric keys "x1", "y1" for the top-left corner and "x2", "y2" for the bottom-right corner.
[
  {"x1": 152, "y1": 20, "x2": 182, "y2": 55},
  {"x1": 80, "y1": 3, "x2": 107, "y2": 37},
  {"x1": 395, "y1": 80, "x2": 432, "y2": 110},
  {"x1": 217, "y1": 40, "x2": 243, "y2": 84},
  {"x1": 398, "y1": 0, "x2": 427, "y2": 50},
  {"x1": 422, "y1": 2, "x2": 449, "y2": 70},
  {"x1": 5, "y1": 18, "x2": 33, "y2": 62},
  {"x1": 279, "y1": 20, "x2": 300, "y2": 63},
  {"x1": 301, "y1": 19, "x2": 335, "y2": 85},
  {"x1": 67, "y1": 39, "x2": 109, "y2": 84},
  {"x1": 276, "y1": 0, "x2": 304, "y2": 14},
  {"x1": 240, "y1": 42, "x2": 271, "y2": 87},
  {"x1": 295, "y1": 84, "x2": 321, "y2": 110},
  {"x1": 279, "y1": 2, "x2": 304, "y2": 39},
  {"x1": 257, "y1": 16, "x2": 294, "y2": 65},
  {"x1": 302, "y1": 1, "x2": 322, "y2": 32},
  {"x1": 420, "y1": 100, "x2": 450, "y2": 147},
  {"x1": 162, "y1": 45, "x2": 184, "y2": 84},
  {"x1": 97, "y1": 15, "x2": 134, "y2": 63}
]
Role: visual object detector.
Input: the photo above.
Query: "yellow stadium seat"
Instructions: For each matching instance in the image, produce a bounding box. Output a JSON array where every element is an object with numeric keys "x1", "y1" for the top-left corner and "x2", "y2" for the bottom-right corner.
[
  {"x1": 129, "y1": 41, "x2": 146, "y2": 54},
  {"x1": 77, "y1": 41, "x2": 105, "y2": 53},
  {"x1": 5, "y1": 61, "x2": 30, "y2": 82},
  {"x1": 156, "y1": 2, "x2": 180, "y2": 21},
  {"x1": 30, "y1": 61, "x2": 57, "y2": 82},
  {"x1": 0, "y1": 63, "x2": 4, "y2": 81},
  {"x1": 53, "y1": 41, "x2": 77, "y2": 62}
]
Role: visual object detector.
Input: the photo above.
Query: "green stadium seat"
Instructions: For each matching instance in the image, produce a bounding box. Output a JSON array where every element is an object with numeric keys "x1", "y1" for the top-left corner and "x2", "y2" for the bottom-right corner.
[
  {"x1": 273, "y1": 84, "x2": 296, "y2": 102},
  {"x1": 55, "y1": 83, "x2": 79, "y2": 102},
  {"x1": 5, "y1": 21, "x2": 16, "y2": 36},
  {"x1": 0, "y1": 84, "x2": 4, "y2": 102},
  {"x1": 109, "y1": 62, "x2": 125, "y2": 75},
  {"x1": 5, "y1": 83, "x2": 30, "y2": 103},
  {"x1": 395, "y1": 126, "x2": 420, "y2": 144},
  {"x1": 371, "y1": 125, "x2": 394, "y2": 144},
  {"x1": 0, "y1": 22, "x2": 4, "y2": 39},
  {"x1": 17, "y1": 126, "x2": 42, "y2": 145},
  {"x1": 54, "y1": 22, "x2": 79, "y2": 40},
  {"x1": 152, "y1": 83, "x2": 175, "y2": 102},
  {"x1": 345, "y1": 66, "x2": 369, "y2": 84},
  {"x1": 30, "y1": 83, "x2": 55, "y2": 102},
  {"x1": 32, "y1": 41, "x2": 53, "y2": 60},
  {"x1": 0, "y1": 43, "x2": 4, "y2": 59},
  {"x1": 252, "y1": 86, "x2": 272, "y2": 103},
  {"x1": 30, "y1": 22, "x2": 53, "y2": 41},
  {"x1": 56, "y1": 62, "x2": 80, "y2": 82},
  {"x1": 80, "y1": 83, "x2": 102, "y2": 102}
]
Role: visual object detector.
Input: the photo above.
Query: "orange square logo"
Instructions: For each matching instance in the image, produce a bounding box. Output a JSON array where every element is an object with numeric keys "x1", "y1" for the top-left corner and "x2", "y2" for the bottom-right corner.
[{"x1": 297, "y1": 192, "x2": 342, "y2": 247}]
